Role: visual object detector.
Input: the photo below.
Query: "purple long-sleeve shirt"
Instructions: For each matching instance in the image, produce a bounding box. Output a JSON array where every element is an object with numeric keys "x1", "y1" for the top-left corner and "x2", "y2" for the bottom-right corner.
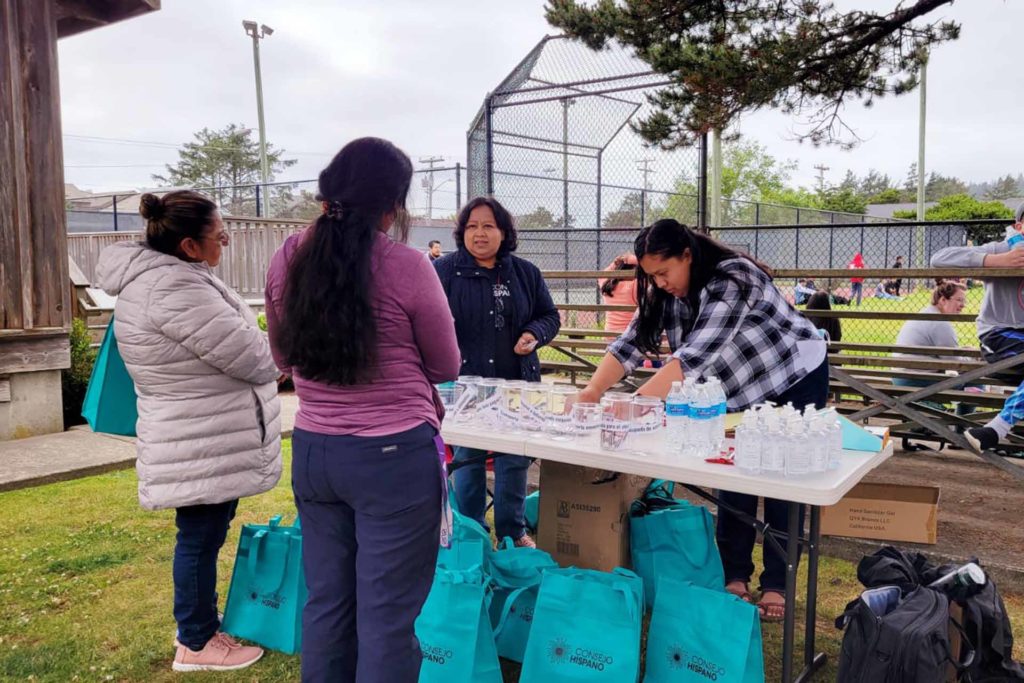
[{"x1": 265, "y1": 228, "x2": 461, "y2": 437}]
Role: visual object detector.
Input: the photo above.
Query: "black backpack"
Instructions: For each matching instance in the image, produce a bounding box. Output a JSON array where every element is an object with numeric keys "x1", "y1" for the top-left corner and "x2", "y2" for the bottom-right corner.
[
  {"x1": 856, "y1": 547, "x2": 1024, "y2": 682},
  {"x1": 836, "y1": 584, "x2": 966, "y2": 682}
]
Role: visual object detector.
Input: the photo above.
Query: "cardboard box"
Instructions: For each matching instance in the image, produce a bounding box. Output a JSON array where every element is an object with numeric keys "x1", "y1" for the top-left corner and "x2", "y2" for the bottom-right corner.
[
  {"x1": 821, "y1": 483, "x2": 940, "y2": 544},
  {"x1": 537, "y1": 461, "x2": 649, "y2": 571}
]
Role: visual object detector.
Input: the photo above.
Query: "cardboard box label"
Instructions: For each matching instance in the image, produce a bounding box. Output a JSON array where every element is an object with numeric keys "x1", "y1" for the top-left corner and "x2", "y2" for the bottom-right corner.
[{"x1": 822, "y1": 483, "x2": 939, "y2": 545}]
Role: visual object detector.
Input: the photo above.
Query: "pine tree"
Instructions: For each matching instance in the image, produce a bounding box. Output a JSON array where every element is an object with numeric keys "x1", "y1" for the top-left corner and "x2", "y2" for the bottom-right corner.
[{"x1": 546, "y1": 0, "x2": 959, "y2": 149}]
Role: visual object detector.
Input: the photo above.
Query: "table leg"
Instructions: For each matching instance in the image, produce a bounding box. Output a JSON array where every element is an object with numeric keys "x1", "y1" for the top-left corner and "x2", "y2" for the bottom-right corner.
[
  {"x1": 795, "y1": 505, "x2": 828, "y2": 682},
  {"x1": 782, "y1": 501, "x2": 799, "y2": 682}
]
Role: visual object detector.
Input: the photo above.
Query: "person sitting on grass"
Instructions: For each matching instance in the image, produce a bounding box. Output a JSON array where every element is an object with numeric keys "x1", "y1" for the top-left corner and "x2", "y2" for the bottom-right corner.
[
  {"x1": 931, "y1": 202, "x2": 1024, "y2": 452},
  {"x1": 794, "y1": 278, "x2": 817, "y2": 305},
  {"x1": 873, "y1": 280, "x2": 903, "y2": 300}
]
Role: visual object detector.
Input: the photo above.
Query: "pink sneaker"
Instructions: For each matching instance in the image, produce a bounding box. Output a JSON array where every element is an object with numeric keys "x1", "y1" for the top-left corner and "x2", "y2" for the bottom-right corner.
[
  {"x1": 172, "y1": 632, "x2": 263, "y2": 672},
  {"x1": 513, "y1": 533, "x2": 537, "y2": 549}
]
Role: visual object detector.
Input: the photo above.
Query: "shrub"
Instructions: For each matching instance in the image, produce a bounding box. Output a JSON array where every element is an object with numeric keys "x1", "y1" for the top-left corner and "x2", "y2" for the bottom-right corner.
[{"x1": 61, "y1": 318, "x2": 97, "y2": 429}]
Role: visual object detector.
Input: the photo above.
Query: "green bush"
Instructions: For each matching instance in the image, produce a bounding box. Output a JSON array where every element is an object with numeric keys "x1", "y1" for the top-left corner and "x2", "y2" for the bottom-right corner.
[{"x1": 61, "y1": 318, "x2": 97, "y2": 429}]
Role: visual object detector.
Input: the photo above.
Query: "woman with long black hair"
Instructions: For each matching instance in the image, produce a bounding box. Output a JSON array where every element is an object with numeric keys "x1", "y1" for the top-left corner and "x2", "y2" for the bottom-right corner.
[
  {"x1": 578, "y1": 219, "x2": 828, "y2": 622},
  {"x1": 265, "y1": 137, "x2": 461, "y2": 683}
]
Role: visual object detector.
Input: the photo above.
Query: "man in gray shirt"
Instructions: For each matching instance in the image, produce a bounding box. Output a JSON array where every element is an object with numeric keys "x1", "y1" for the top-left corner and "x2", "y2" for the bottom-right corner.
[{"x1": 931, "y1": 202, "x2": 1024, "y2": 451}]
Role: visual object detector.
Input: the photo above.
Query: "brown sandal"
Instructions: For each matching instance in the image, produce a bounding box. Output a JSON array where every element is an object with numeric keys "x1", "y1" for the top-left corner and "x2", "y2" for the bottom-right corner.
[
  {"x1": 725, "y1": 581, "x2": 755, "y2": 605},
  {"x1": 758, "y1": 590, "x2": 786, "y2": 623}
]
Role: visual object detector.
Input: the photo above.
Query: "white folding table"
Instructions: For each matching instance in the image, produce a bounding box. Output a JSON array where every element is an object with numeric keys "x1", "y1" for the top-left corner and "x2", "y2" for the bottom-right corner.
[{"x1": 441, "y1": 421, "x2": 893, "y2": 683}]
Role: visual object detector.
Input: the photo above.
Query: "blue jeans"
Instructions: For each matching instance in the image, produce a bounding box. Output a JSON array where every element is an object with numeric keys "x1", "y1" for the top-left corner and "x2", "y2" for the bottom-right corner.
[
  {"x1": 851, "y1": 282, "x2": 863, "y2": 306},
  {"x1": 173, "y1": 499, "x2": 238, "y2": 651},
  {"x1": 716, "y1": 358, "x2": 829, "y2": 592},
  {"x1": 452, "y1": 447, "x2": 530, "y2": 541},
  {"x1": 292, "y1": 424, "x2": 441, "y2": 683}
]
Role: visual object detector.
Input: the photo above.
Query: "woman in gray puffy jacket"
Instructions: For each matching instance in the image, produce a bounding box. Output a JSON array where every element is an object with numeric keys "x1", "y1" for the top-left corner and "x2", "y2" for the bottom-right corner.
[{"x1": 96, "y1": 191, "x2": 281, "y2": 673}]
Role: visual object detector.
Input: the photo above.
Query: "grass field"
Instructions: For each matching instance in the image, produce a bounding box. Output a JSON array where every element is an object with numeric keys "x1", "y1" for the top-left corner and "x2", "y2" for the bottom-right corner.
[{"x1": 2, "y1": 439, "x2": 1022, "y2": 682}]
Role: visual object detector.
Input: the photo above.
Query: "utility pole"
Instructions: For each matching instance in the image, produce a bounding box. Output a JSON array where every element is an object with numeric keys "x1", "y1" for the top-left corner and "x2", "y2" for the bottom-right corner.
[
  {"x1": 813, "y1": 164, "x2": 830, "y2": 193},
  {"x1": 709, "y1": 129, "x2": 722, "y2": 227},
  {"x1": 419, "y1": 156, "x2": 444, "y2": 219},
  {"x1": 636, "y1": 157, "x2": 655, "y2": 226},
  {"x1": 243, "y1": 20, "x2": 273, "y2": 218}
]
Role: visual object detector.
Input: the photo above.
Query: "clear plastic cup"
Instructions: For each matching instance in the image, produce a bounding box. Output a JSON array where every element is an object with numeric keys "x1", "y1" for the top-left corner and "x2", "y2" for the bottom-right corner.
[
  {"x1": 631, "y1": 396, "x2": 665, "y2": 434},
  {"x1": 436, "y1": 382, "x2": 457, "y2": 412},
  {"x1": 571, "y1": 402, "x2": 602, "y2": 437},
  {"x1": 477, "y1": 378, "x2": 505, "y2": 428},
  {"x1": 520, "y1": 383, "x2": 550, "y2": 434},
  {"x1": 601, "y1": 394, "x2": 633, "y2": 451},
  {"x1": 548, "y1": 386, "x2": 579, "y2": 441},
  {"x1": 499, "y1": 380, "x2": 528, "y2": 431},
  {"x1": 452, "y1": 375, "x2": 483, "y2": 422}
]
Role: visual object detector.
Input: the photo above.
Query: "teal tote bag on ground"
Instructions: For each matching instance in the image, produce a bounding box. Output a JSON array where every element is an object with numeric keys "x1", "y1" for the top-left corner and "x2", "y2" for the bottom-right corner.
[
  {"x1": 630, "y1": 481, "x2": 725, "y2": 609},
  {"x1": 488, "y1": 537, "x2": 559, "y2": 663},
  {"x1": 81, "y1": 320, "x2": 138, "y2": 436},
  {"x1": 643, "y1": 577, "x2": 764, "y2": 683},
  {"x1": 222, "y1": 515, "x2": 305, "y2": 655},
  {"x1": 415, "y1": 565, "x2": 502, "y2": 683},
  {"x1": 520, "y1": 567, "x2": 644, "y2": 683}
]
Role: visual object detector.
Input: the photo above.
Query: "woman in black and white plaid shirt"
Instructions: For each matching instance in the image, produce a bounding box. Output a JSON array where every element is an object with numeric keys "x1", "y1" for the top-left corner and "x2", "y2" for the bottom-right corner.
[{"x1": 580, "y1": 219, "x2": 828, "y2": 622}]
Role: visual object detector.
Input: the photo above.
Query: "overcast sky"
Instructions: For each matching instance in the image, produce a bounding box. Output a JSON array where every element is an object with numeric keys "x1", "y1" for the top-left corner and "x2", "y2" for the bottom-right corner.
[{"x1": 58, "y1": 0, "x2": 1022, "y2": 200}]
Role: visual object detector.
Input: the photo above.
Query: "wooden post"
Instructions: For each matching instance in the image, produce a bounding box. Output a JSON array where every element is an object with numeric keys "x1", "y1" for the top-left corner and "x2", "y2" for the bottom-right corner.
[{"x1": 0, "y1": 0, "x2": 71, "y2": 334}]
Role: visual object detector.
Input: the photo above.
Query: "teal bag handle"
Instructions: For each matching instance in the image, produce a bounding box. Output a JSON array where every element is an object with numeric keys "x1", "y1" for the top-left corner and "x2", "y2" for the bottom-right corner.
[
  {"x1": 493, "y1": 585, "x2": 531, "y2": 641},
  {"x1": 246, "y1": 529, "x2": 296, "y2": 596},
  {"x1": 499, "y1": 536, "x2": 515, "y2": 551},
  {"x1": 565, "y1": 570, "x2": 639, "y2": 623}
]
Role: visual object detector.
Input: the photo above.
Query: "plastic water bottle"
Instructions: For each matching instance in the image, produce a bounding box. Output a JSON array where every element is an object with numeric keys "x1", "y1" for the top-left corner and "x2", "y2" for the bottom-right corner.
[
  {"x1": 691, "y1": 382, "x2": 717, "y2": 459},
  {"x1": 684, "y1": 376, "x2": 700, "y2": 456},
  {"x1": 785, "y1": 417, "x2": 810, "y2": 477},
  {"x1": 665, "y1": 381, "x2": 687, "y2": 456},
  {"x1": 808, "y1": 417, "x2": 829, "y2": 472},
  {"x1": 734, "y1": 411, "x2": 761, "y2": 474},
  {"x1": 706, "y1": 377, "x2": 728, "y2": 453},
  {"x1": 824, "y1": 408, "x2": 843, "y2": 470},
  {"x1": 761, "y1": 412, "x2": 786, "y2": 473}
]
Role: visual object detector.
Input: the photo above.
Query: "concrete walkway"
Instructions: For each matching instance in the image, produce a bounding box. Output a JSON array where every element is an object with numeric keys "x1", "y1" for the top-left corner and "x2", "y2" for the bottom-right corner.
[{"x1": 0, "y1": 393, "x2": 298, "y2": 493}]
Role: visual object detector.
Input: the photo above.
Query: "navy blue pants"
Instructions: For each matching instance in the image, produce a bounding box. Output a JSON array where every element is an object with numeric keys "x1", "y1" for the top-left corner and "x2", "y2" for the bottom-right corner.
[
  {"x1": 173, "y1": 499, "x2": 238, "y2": 650},
  {"x1": 716, "y1": 358, "x2": 829, "y2": 592},
  {"x1": 452, "y1": 447, "x2": 530, "y2": 541},
  {"x1": 292, "y1": 423, "x2": 442, "y2": 683}
]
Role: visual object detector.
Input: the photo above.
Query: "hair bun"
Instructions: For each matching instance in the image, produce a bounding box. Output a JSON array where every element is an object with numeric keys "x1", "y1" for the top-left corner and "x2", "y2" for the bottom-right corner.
[{"x1": 139, "y1": 193, "x2": 164, "y2": 220}]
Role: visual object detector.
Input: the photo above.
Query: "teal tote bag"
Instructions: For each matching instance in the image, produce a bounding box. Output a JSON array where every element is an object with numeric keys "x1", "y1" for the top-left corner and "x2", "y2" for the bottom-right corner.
[
  {"x1": 415, "y1": 565, "x2": 502, "y2": 683},
  {"x1": 643, "y1": 577, "x2": 764, "y2": 683},
  {"x1": 222, "y1": 515, "x2": 305, "y2": 655},
  {"x1": 436, "y1": 488, "x2": 493, "y2": 571},
  {"x1": 81, "y1": 320, "x2": 138, "y2": 436},
  {"x1": 520, "y1": 567, "x2": 644, "y2": 683},
  {"x1": 488, "y1": 537, "x2": 559, "y2": 663},
  {"x1": 524, "y1": 490, "x2": 540, "y2": 533},
  {"x1": 630, "y1": 481, "x2": 725, "y2": 609}
]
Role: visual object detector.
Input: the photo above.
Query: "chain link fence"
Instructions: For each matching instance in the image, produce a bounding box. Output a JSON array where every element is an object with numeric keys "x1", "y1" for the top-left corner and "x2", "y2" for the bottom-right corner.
[
  {"x1": 518, "y1": 220, "x2": 996, "y2": 348},
  {"x1": 66, "y1": 166, "x2": 468, "y2": 233}
]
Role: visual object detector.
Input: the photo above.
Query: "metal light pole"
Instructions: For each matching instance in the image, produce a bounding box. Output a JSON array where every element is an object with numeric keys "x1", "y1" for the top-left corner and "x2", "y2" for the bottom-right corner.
[
  {"x1": 243, "y1": 20, "x2": 273, "y2": 218},
  {"x1": 915, "y1": 51, "x2": 928, "y2": 268}
]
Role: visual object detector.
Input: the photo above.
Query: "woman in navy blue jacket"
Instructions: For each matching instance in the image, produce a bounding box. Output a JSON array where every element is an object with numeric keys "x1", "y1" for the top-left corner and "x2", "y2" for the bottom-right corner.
[{"x1": 434, "y1": 197, "x2": 561, "y2": 547}]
